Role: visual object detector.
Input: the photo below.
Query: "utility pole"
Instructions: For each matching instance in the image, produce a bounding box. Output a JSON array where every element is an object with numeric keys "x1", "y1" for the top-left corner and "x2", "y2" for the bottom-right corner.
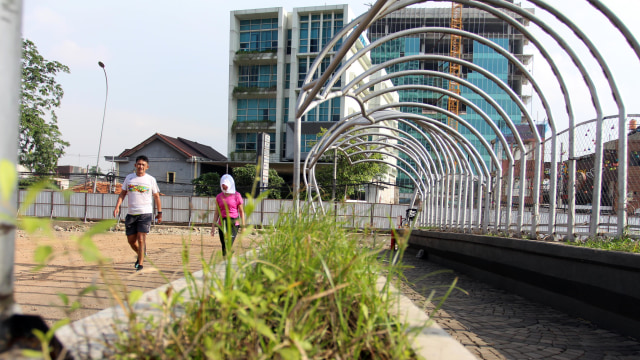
[{"x1": 0, "y1": 0, "x2": 23, "y2": 335}]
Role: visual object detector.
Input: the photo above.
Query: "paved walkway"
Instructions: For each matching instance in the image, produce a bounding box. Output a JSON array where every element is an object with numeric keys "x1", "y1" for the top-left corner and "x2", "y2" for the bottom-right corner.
[{"x1": 397, "y1": 247, "x2": 640, "y2": 360}]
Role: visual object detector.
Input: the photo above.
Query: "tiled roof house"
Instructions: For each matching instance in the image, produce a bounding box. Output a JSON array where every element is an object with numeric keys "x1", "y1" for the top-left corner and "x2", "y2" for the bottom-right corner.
[{"x1": 110, "y1": 133, "x2": 227, "y2": 195}]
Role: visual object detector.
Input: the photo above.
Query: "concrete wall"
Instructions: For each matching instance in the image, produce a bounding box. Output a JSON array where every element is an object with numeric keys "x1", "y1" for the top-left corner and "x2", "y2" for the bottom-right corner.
[{"x1": 409, "y1": 230, "x2": 640, "y2": 340}]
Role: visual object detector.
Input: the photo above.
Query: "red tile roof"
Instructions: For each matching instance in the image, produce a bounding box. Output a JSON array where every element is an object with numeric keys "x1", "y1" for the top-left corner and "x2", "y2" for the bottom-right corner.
[{"x1": 70, "y1": 181, "x2": 123, "y2": 194}]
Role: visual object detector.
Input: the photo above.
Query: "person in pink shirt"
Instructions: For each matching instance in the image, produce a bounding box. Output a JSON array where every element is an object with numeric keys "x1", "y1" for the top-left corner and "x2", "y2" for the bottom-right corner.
[{"x1": 212, "y1": 174, "x2": 245, "y2": 256}]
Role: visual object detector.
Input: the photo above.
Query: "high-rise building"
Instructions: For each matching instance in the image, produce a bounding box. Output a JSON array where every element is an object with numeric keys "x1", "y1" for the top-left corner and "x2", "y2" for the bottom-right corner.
[
  {"x1": 367, "y1": 5, "x2": 533, "y2": 203},
  {"x1": 228, "y1": 5, "x2": 398, "y2": 203}
]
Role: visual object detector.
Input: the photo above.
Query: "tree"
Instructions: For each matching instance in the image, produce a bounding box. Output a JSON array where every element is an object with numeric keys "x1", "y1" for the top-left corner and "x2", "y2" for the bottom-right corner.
[
  {"x1": 233, "y1": 164, "x2": 285, "y2": 199},
  {"x1": 20, "y1": 39, "x2": 70, "y2": 173},
  {"x1": 313, "y1": 128, "x2": 389, "y2": 200},
  {"x1": 192, "y1": 172, "x2": 221, "y2": 197}
]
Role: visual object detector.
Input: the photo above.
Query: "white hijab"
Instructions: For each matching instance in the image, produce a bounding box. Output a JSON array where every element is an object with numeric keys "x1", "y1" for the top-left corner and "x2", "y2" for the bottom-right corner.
[{"x1": 220, "y1": 174, "x2": 236, "y2": 195}]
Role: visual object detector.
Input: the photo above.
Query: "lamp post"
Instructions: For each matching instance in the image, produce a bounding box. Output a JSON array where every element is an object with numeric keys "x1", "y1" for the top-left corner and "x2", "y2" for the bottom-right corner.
[{"x1": 93, "y1": 61, "x2": 108, "y2": 193}]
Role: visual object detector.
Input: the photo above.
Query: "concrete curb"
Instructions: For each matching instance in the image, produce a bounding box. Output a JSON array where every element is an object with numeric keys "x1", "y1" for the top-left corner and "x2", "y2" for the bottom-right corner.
[
  {"x1": 377, "y1": 277, "x2": 476, "y2": 360},
  {"x1": 410, "y1": 229, "x2": 640, "y2": 340},
  {"x1": 56, "y1": 256, "x2": 474, "y2": 359}
]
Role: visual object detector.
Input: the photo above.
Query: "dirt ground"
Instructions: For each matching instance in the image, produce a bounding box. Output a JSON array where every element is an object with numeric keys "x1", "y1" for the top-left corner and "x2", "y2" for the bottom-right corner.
[{"x1": 12, "y1": 221, "x2": 261, "y2": 327}]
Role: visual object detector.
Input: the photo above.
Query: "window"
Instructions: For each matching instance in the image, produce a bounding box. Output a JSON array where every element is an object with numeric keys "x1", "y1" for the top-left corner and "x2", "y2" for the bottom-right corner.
[
  {"x1": 302, "y1": 98, "x2": 340, "y2": 122},
  {"x1": 239, "y1": 18, "x2": 278, "y2": 52},
  {"x1": 281, "y1": 132, "x2": 287, "y2": 158},
  {"x1": 236, "y1": 132, "x2": 276, "y2": 153},
  {"x1": 167, "y1": 172, "x2": 176, "y2": 183},
  {"x1": 285, "y1": 63, "x2": 291, "y2": 89},
  {"x1": 237, "y1": 98, "x2": 277, "y2": 122},
  {"x1": 631, "y1": 151, "x2": 640, "y2": 166},
  {"x1": 236, "y1": 133, "x2": 257, "y2": 152},
  {"x1": 238, "y1": 65, "x2": 277, "y2": 88},
  {"x1": 283, "y1": 97, "x2": 289, "y2": 122},
  {"x1": 302, "y1": 133, "x2": 320, "y2": 152},
  {"x1": 298, "y1": 55, "x2": 341, "y2": 88},
  {"x1": 299, "y1": 12, "x2": 343, "y2": 54}
]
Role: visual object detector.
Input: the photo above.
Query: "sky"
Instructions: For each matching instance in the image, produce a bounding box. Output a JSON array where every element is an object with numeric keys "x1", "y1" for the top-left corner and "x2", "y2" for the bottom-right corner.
[{"x1": 20, "y1": 0, "x2": 640, "y2": 171}]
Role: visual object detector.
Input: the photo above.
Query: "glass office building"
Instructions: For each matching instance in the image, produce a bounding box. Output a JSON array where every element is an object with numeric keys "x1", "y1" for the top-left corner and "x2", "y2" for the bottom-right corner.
[{"x1": 368, "y1": 6, "x2": 532, "y2": 202}]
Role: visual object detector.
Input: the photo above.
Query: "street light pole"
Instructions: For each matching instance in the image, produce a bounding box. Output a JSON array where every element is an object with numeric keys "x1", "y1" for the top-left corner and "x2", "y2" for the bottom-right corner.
[{"x1": 93, "y1": 61, "x2": 108, "y2": 193}]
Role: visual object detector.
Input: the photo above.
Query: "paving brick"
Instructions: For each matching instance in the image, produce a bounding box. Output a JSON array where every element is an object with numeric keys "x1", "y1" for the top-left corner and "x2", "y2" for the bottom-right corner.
[{"x1": 398, "y1": 247, "x2": 640, "y2": 360}]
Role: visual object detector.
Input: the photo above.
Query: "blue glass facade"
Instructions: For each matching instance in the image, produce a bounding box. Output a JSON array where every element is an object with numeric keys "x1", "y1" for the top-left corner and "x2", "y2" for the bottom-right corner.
[
  {"x1": 369, "y1": 18, "x2": 525, "y2": 198},
  {"x1": 239, "y1": 18, "x2": 278, "y2": 52},
  {"x1": 236, "y1": 98, "x2": 277, "y2": 122}
]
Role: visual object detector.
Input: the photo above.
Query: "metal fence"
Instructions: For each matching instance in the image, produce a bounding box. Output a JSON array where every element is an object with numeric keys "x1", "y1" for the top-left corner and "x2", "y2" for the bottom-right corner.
[{"x1": 17, "y1": 190, "x2": 412, "y2": 230}]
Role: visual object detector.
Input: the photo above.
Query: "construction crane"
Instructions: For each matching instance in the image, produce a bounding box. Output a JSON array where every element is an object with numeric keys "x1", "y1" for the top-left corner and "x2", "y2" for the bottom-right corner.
[{"x1": 447, "y1": 3, "x2": 463, "y2": 131}]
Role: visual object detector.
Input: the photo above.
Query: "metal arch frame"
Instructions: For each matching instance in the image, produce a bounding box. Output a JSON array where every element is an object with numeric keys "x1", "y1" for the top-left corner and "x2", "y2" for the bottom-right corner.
[
  {"x1": 452, "y1": 0, "x2": 626, "y2": 235},
  {"x1": 302, "y1": 105, "x2": 495, "y2": 232},
  {"x1": 340, "y1": 22, "x2": 559, "y2": 235},
  {"x1": 354, "y1": 119, "x2": 485, "y2": 228},
  {"x1": 304, "y1": 125, "x2": 435, "y2": 210},
  {"x1": 305, "y1": 138, "x2": 431, "y2": 216},
  {"x1": 299, "y1": 29, "x2": 536, "y2": 233},
  {"x1": 294, "y1": 0, "x2": 638, "y2": 238},
  {"x1": 348, "y1": 23, "x2": 566, "y2": 231},
  {"x1": 303, "y1": 113, "x2": 490, "y2": 231},
  {"x1": 360, "y1": 112, "x2": 493, "y2": 228}
]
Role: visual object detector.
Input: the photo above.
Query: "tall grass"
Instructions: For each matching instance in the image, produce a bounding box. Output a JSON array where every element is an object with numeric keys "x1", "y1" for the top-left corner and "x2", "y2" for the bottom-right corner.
[{"x1": 108, "y1": 208, "x2": 418, "y2": 359}]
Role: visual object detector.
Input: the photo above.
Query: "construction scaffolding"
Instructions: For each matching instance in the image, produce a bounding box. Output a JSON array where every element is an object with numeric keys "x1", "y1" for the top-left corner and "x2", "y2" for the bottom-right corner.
[{"x1": 447, "y1": 3, "x2": 463, "y2": 130}]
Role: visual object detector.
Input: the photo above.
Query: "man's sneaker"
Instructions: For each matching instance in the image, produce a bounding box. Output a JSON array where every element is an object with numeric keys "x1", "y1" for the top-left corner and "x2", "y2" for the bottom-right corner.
[
  {"x1": 136, "y1": 265, "x2": 143, "y2": 272},
  {"x1": 135, "y1": 259, "x2": 139, "y2": 269}
]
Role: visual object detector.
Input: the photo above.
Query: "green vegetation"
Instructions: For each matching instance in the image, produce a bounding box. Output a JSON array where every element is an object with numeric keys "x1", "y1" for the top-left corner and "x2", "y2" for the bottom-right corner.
[
  {"x1": 20, "y1": 39, "x2": 70, "y2": 173},
  {"x1": 191, "y1": 172, "x2": 221, "y2": 197},
  {"x1": 109, "y1": 206, "x2": 422, "y2": 359},
  {"x1": 232, "y1": 86, "x2": 277, "y2": 94},
  {"x1": 566, "y1": 236, "x2": 640, "y2": 253},
  {"x1": 235, "y1": 49, "x2": 277, "y2": 55},
  {"x1": 313, "y1": 128, "x2": 390, "y2": 201},
  {"x1": 3, "y1": 166, "x2": 453, "y2": 359},
  {"x1": 233, "y1": 164, "x2": 285, "y2": 199}
]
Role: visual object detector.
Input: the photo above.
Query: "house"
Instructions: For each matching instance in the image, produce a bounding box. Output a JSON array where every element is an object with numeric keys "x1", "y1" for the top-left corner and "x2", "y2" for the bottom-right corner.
[{"x1": 109, "y1": 133, "x2": 227, "y2": 196}]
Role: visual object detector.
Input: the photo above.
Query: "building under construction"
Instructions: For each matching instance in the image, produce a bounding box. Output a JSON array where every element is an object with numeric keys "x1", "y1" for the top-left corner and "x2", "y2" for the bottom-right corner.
[{"x1": 367, "y1": 3, "x2": 533, "y2": 202}]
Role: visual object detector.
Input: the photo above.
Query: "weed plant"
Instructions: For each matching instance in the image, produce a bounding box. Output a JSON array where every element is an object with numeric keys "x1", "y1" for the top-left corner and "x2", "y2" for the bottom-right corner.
[
  {"x1": 109, "y1": 208, "x2": 418, "y2": 359},
  {"x1": 567, "y1": 236, "x2": 640, "y2": 253},
  {"x1": 1, "y1": 163, "x2": 430, "y2": 359}
]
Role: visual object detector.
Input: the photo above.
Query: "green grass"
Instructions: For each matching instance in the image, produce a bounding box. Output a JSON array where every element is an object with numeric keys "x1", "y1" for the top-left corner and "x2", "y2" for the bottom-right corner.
[
  {"x1": 566, "y1": 236, "x2": 640, "y2": 253},
  {"x1": 5, "y1": 169, "x2": 452, "y2": 359},
  {"x1": 107, "y1": 208, "x2": 420, "y2": 359}
]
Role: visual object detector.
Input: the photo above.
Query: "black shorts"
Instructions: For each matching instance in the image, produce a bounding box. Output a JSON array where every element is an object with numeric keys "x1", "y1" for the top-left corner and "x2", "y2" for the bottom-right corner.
[{"x1": 125, "y1": 214, "x2": 152, "y2": 235}]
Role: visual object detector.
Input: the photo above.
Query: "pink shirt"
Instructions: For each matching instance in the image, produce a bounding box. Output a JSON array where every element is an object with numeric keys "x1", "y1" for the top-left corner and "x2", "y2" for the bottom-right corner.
[{"x1": 216, "y1": 192, "x2": 242, "y2": 224}]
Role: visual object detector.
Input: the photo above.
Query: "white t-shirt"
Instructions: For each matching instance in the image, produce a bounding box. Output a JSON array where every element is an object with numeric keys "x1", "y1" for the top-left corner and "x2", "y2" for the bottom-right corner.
[{"x1": 121, "y1": 173, "x2": 160, "y2": 214}]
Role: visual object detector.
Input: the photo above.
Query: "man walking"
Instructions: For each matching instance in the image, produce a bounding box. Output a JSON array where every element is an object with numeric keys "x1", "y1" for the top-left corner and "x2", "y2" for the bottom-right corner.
[{"x1": 113, "y1": 155, "x2": 162, "y2": 272}]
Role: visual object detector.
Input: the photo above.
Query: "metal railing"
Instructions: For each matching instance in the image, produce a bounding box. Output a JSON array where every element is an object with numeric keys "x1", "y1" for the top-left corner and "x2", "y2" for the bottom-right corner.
[{"x1": 17, "y1": 190, "x2": 413, "y2": 230}]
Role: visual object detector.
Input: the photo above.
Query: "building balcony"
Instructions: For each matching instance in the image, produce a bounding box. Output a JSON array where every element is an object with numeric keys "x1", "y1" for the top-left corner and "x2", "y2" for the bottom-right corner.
[
  {"x1": 514, "y1": 53, "x2": 533, "y2": 65},
  {"x1": 232, "y1": 86, "x2": 277, "y2": 98},
  {"x1": 230, "y1": 151, "x2": 258, "y2": 162},
  {"x1": 232, "y1": 120, "x2": 277, "y2": 132},
  {"x1": 234, "y1": 50, "x2": 277, "y2": 65}
]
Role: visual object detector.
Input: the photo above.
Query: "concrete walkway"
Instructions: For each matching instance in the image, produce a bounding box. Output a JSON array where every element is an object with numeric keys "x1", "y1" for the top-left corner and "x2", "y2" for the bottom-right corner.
[{"x1": 398, "y1": 247, "x2": 640, "y2": 360}]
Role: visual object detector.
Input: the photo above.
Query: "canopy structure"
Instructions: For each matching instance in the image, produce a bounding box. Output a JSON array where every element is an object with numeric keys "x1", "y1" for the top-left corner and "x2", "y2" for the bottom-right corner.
[{"x1": 293, "y1": 0, "x2": 640, "y2": 238}]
